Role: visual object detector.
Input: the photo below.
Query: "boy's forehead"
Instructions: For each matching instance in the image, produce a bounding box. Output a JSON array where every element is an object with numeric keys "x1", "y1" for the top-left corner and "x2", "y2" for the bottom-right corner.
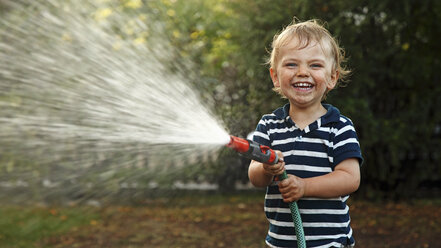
[
  {"x1": 283, "y1": 37, "x2": 316, "y2": 49},
  {"x1": 281, "y1": 37, "x2": 333, "y2": 58}
]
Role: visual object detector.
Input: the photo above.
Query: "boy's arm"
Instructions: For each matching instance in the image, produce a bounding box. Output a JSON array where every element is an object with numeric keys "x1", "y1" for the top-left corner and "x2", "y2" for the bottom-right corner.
[
  {"x1": 304, "y1": 158, "x2": 360, "y2": 197},
  {"x1": 278, "y1": 158, "x2": 360, "y2": 202},
  {"x1": 248, "y1": 160, "x2": 274, "y2": 187}
]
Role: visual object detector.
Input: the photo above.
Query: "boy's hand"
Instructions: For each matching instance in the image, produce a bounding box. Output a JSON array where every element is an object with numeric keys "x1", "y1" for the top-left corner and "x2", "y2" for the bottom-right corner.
[
  {"x1": 278, "y1": 174, "x2": 305, "y2": 203},
  {"x1": 262, "y1": 150, "x2": 285, "y2": 176}
]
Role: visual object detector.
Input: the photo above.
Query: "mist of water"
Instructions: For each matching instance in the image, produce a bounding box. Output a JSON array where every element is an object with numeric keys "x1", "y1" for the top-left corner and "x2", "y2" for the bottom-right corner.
[{"x1": 0, "y1": 0, "x2": 231, "y2": 204}]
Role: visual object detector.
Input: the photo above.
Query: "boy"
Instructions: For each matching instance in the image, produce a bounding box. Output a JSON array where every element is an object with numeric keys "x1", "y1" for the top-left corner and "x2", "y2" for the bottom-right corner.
[{"x1": 248, "y1": 19, "x2": 363, "y2": 247}]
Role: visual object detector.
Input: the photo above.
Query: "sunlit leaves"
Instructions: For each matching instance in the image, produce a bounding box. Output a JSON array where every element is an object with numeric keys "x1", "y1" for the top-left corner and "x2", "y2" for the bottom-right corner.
[
  {"x1": 123, "y1": 0, "x2": 143, "y2": 9},
  {"x1": 94, "y1": 8, "x2": 113, "y2": 21}
]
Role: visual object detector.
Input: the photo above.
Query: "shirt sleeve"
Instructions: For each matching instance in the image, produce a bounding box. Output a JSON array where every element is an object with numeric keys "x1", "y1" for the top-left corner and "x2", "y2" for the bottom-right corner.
[
  {"x1": 332, "y1": 119, "x2": 364, "y2": 168},
  {"x1": 252, "y1": 116, "x2": 271, "y2": 147}
]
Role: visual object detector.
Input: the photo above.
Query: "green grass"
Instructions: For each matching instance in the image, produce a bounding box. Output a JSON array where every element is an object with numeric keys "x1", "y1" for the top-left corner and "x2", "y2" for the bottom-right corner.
[{"x1": 0, "y1": 206, "x2": 98, "y2": 248}]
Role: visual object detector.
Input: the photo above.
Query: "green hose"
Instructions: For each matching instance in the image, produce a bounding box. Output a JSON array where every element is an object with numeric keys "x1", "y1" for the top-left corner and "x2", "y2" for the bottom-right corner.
[{"x1": 278, "y1": 171, "x2": 306, "y2": 248}]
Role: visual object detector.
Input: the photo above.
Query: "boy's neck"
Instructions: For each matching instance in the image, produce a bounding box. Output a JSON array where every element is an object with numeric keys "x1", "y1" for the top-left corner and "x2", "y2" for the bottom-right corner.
[{"x1": 288, "y1": 102, "x2": 327, "y2": 130}]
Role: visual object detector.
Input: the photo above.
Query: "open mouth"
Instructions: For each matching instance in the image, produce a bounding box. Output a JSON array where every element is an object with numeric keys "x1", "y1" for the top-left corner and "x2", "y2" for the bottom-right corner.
[{"x1": 293, "y1": 82, "x2": 314, "y2": 90}]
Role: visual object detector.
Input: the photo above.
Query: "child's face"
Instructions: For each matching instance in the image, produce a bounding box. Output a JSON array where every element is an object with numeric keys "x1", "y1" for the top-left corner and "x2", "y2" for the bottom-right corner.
[{"x1": 270, "y1": 37, "x2": 338, "y2": 109}]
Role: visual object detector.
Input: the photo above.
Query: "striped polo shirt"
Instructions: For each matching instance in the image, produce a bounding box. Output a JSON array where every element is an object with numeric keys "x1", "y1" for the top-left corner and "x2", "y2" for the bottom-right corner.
[{"x1": 253, "y1": 103, "x2": 363, "y2": 248}]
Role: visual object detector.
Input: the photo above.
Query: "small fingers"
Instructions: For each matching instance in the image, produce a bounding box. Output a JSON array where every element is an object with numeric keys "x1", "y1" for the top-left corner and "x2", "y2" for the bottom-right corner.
[
  {"x1": 263, "y1": 161, "x2": 285, "y2": 176},
  {"x1": 275, "y1": 150, "x2": 284, "y2": 160}
]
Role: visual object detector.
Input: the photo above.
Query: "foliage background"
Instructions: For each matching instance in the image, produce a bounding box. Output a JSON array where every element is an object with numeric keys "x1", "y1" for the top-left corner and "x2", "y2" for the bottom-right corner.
[
  {"x1": 0, "y1": 0, "x2": 440, "y2": 201},
  {"x1": 153, "y1": 0, "x2": 441, "y2": 199}
]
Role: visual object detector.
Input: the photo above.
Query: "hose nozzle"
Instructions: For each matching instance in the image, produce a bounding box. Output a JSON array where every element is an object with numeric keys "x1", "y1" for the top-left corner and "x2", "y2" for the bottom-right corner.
[{"x1": 226, "y1": 135, "x2": 278, "y2": 165}]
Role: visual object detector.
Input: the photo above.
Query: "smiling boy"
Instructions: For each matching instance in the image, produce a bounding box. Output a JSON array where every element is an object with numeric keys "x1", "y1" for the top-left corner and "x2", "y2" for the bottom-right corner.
[{"x1": 248, "y1": 19, "x2": 363, "y2": 247}]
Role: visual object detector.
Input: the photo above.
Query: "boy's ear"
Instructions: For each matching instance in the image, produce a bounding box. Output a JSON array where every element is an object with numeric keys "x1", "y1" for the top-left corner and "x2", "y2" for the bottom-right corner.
[
  {"x1": 327, "y1": 70, "x2": 339, "y2": 90},
  {"x1": 270, "y1": 68, "x2": 280, "y2": 87}
]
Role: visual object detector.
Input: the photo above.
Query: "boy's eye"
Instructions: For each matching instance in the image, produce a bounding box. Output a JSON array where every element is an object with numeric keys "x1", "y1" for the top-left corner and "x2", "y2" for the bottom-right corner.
[
  {"x1": 286, "y1": 63, "x2": 297, "y2": 67},
  {"x1": 311, "y1": 63, "x2": 323, "y2": 68}
]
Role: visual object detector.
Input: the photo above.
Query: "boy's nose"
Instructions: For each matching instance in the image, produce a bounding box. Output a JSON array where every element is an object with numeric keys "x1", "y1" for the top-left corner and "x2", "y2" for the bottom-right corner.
[{"x1": 296, "y1": 65, "x2": 309, "y2": 77}]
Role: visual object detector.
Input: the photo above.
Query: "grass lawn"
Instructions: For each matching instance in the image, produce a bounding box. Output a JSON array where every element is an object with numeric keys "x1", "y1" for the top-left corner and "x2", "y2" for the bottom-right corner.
[
  {"x1": 0, "y1": 194, "x2": 440, "y2": 248},
  {"x1": 0, "y1": 205, "x2": 98, "y2": 248}
]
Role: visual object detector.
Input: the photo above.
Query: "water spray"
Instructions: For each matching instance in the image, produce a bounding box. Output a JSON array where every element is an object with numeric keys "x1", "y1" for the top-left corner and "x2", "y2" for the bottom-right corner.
[
  {"x1": 226, "y1": 135, "x2": 306, "y2": 248},
  {"x1": 0, "y1": 0, "x2": 230, "y2": 204}
]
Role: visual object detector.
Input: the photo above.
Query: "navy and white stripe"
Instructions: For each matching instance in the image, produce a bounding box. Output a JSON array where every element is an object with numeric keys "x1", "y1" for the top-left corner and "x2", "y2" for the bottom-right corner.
[{"x1": 253, "y1": 103, "x2": 363, "y2": 248}]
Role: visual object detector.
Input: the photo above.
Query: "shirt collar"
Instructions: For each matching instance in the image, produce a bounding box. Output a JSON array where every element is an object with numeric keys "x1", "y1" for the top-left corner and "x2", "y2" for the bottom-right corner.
[{"x1": 273, "y1": 103, "x2": 341, "y2": 126}]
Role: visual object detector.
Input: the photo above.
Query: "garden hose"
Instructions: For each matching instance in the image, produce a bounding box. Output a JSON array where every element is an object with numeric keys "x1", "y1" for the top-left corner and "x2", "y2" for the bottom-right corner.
[
  {"x1": 277, "y1": 170, "x2": 306, "y2": 248},
  {"x1": 227, "y1": 135, "x2": 306, "y2": 248}
]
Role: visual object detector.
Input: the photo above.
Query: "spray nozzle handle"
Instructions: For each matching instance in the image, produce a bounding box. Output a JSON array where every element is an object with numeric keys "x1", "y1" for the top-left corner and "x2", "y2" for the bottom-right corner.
[
  {"x1": 247, "y1": 140, "x2": 279, "y2": 165},
  {"x1": 226, "y1": 135, "x2": 279, "y2": 165}
]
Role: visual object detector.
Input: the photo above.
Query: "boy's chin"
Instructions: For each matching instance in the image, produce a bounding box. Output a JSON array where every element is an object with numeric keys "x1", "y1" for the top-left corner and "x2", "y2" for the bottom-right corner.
[{"x1": 288, "y1": 97, "x2": 322, "y2": 109}]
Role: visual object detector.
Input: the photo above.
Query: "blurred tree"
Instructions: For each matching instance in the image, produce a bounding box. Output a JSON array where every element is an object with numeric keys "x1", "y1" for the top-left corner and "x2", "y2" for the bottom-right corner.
[{"x1": 313, "y1": 0, "x2": 441, "y2": 199}]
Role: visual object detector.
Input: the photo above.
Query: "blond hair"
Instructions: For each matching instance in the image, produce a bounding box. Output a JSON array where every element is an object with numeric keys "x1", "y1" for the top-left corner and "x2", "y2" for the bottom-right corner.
[{"x1": 268, "y1": 19, "x2": 350, "y2": 98}]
